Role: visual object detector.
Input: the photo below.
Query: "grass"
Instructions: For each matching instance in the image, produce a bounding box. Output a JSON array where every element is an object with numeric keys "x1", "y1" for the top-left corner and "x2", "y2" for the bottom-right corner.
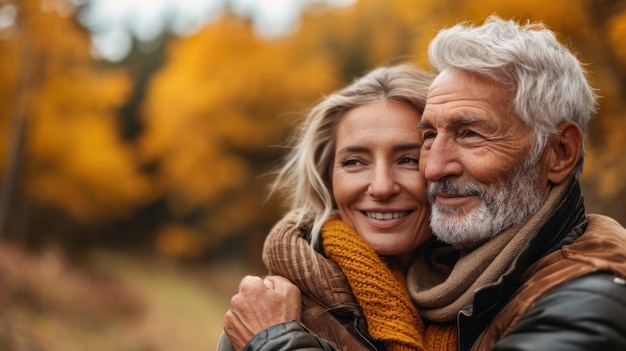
[{"x1": 0, "y1": 243, "x2": 253, "y2": 351}]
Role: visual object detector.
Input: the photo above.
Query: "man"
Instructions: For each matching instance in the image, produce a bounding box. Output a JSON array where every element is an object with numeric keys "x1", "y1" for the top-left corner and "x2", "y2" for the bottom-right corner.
[{"x1": 224, "y1": 16, "x2": 626, "y2": 351}]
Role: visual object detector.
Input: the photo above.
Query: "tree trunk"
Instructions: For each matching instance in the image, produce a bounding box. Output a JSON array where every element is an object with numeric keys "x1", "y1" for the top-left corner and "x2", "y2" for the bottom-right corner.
[{"x1": 0, "y1": 20, "x2": 33, "y2": 239}]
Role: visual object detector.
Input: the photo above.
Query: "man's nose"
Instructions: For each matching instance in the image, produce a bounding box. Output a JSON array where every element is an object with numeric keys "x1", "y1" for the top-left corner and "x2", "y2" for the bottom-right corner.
[{"x1": 423, "y1": 136, "x2": 462, "y2": 182}]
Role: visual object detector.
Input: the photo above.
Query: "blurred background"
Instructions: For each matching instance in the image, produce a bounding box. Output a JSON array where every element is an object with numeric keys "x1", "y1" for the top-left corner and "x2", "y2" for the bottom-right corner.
[{"x1": 0, "y1": 0, "x2": 624, "y2": 349}]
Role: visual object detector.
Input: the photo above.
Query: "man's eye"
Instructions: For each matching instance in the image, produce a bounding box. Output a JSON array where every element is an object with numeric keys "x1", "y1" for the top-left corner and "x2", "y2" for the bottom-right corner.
[
  {"x1": 422, "y1": 131, "x2": 436, "y2": 139},
  {"x1": 421, "y1": 131, "x2": 436, "y2": 149},
  {"x1": 461, "y1": 129, "x2": 480, "y2": 138}
]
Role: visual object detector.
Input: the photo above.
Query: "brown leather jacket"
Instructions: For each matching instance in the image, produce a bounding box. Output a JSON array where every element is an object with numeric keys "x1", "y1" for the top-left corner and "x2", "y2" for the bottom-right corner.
[
  {"x1": 470, "y1": 214, "x2": 626, "y2": 350},
  {"x1": 217, "y1": 211, "x2": 381, "y2": 351}
]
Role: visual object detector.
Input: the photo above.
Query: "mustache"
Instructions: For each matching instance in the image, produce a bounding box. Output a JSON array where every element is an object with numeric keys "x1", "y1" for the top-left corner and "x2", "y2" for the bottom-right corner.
[{"x1": 427, "y1": 178, "x2": 486, "y2": 202}]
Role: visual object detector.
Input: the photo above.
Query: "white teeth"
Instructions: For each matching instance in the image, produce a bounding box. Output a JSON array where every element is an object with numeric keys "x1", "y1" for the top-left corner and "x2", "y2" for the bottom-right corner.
[{"x1": 365, "y1": 211, "x2": 408, "y2": 220}]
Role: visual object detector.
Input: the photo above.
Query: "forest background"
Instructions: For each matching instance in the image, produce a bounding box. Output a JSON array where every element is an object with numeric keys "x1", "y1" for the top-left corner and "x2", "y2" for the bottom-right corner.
[{"x1": 0, "y1": 0, "x2": 625, "y2": 350}]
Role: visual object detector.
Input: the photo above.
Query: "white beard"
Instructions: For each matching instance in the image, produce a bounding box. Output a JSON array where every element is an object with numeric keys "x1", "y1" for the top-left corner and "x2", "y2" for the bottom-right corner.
[{"x1": 427, "y1": 155, "x2": 546, "y2": 249}]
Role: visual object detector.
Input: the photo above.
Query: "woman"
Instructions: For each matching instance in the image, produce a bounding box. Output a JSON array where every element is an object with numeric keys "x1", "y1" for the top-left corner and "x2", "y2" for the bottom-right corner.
[{"x1": 219, "y1": 64, "x2": 439, "y2": 351}]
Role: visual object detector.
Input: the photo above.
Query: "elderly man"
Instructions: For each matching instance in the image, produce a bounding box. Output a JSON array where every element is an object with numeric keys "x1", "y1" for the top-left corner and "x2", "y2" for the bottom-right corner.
[{"x1": 223, "y1": 16, "x2": 626, "y2": 351}]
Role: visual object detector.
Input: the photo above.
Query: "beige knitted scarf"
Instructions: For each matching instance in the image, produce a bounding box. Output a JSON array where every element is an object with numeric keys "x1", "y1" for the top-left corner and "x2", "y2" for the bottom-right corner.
[{"x1": 407, "y1": 178, "x2": 571, "y2": 322}]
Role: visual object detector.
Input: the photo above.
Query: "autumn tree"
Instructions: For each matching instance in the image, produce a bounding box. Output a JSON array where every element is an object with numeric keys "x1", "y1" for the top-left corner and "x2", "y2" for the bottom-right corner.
[
  {"x1": 139, "y1": 13, "x2": 337, "y2": 259},
  {"x1": 0, "y1": 0, "x2": 153, "y2": 244}
]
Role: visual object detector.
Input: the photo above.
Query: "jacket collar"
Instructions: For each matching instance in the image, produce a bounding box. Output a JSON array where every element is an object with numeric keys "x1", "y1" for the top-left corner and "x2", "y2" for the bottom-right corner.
[{"x1": 459, "y1": 176, "x2": 587, "y2": 348}]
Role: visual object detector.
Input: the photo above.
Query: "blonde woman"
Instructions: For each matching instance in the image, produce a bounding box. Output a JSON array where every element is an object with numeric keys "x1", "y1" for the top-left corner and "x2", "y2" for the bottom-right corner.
[{"x1": 220, "y1": 64, "x2": 438, "y2": 351}]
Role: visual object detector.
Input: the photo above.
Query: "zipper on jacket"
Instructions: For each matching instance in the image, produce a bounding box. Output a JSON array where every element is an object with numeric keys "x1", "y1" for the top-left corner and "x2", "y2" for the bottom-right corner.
[{"x1": 352, "y1": 316, "x2": 383, "y2": 351}]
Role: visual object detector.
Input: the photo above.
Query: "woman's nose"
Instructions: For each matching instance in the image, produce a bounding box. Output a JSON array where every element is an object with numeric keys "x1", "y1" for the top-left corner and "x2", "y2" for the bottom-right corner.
[{"x1": 367, "y1": 165, "x2": 399, "y2": 199}]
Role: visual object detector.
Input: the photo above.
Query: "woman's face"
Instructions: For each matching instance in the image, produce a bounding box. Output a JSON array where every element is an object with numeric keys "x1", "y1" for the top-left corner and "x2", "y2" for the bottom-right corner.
[{"x1": 332, "y1": 100, "x2": 432, "y2": 261}]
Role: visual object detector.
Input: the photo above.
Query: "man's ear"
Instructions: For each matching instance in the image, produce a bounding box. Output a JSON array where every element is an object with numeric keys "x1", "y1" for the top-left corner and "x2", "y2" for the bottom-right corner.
[{"x1": 547, "y1": 121, "x2": 582, "y2": 184}]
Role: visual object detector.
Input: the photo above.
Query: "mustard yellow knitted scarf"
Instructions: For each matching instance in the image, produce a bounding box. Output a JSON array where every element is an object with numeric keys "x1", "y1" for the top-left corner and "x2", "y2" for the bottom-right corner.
[{"x1": 322, "y1": 219, "x2": 426, "y2": 351}]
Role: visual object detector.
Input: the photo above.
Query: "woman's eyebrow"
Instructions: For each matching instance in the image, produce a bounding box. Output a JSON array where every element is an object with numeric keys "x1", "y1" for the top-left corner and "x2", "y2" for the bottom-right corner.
[
  {"x1": 393, "y1": 143, "x2": 421, "y2": 152},
  {"x1": 336, "y1": 145, "x2": 368, "y2": 154}
]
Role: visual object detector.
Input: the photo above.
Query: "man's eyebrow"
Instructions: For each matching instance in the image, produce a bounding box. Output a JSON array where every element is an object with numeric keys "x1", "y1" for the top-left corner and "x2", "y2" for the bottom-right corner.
[
  {"x1": 417, "y1": 116, "x2": 480, "y2": 130},
  {"x1": 416, "y1": 120, "x2": 433, "y2": 130},
  {"x1": 451, "y1": 116, "x2": 479, "y2": 125}
]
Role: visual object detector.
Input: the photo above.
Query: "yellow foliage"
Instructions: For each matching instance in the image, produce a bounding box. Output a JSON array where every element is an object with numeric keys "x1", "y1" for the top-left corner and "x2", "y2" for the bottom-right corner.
[
  {"x1": 29, "y1": 110, "x2": 154, "y2": 219},
  {"x1": 608, "y1": 12, "x2": 626, "y2": 70},
  {"x1": 140, "y1": 14, "x2": 337, "y2": 214},
  {"x1": 0, "y1": 0, "x2": 154, "y2": 221}
]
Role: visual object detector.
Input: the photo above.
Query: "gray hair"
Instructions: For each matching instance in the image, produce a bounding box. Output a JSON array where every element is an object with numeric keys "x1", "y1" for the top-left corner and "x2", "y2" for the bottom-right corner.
[
  {"x1": 270, "y1": 65, "x2": 434, "y2": 248},
  {"x1": 428, "y1": 15, "x2": 598, "y2": 174}
]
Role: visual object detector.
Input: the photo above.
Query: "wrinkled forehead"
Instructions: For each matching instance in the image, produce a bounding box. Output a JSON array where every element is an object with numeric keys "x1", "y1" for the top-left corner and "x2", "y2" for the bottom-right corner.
[{"x1": 422, "y1": 69, "x2": 516, "y2": 123}]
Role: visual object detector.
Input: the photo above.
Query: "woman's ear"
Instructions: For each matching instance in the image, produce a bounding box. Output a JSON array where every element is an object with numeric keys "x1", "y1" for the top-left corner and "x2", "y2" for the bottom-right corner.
[{"x1": 547, "y1": 121, "x2": 582, "y2": 184}]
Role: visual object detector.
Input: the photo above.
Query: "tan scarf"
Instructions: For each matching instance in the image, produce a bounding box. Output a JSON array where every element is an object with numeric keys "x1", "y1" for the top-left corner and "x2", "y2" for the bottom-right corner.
[
  {"x1": 407, "y1": 178, "x2": 571, "y2": 322},
  {"x1": 322, "y1": 219, "x2": 457, "y2": 351}
]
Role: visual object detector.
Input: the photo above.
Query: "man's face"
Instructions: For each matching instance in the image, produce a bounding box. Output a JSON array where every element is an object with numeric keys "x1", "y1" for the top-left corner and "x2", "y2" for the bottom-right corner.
[{"x1": 418, "y1": 69, "x2": 550, "y2": 248}]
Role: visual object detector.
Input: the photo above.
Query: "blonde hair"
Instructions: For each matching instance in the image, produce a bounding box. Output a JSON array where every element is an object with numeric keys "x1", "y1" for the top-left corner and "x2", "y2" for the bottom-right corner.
[{"x1": 270, "y1": 64, "x2": 434, "y2": 248}]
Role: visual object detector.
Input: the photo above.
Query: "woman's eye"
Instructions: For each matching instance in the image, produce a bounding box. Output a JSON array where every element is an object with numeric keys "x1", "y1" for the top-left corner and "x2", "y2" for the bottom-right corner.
[
  {"x1": 399, "y1": 155, "x2": 419, "y2": 165},
  {"x1": 341, "y1": 158, "x2": 363, "y2": 167}
]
